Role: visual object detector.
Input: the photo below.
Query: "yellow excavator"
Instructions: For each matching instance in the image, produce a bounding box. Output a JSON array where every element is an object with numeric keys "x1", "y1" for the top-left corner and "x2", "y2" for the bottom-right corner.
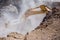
[{"x1": 25, "y1": 5, "x2": 52, "y2": 17}]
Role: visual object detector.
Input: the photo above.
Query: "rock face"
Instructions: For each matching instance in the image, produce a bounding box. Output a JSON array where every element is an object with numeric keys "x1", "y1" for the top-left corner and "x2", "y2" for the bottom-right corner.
[
  {"x1": 25, "y1": 2, "x2": 60, "y2": 40},
  {"x1": 0, "y1": 0, "x2": 60, "y2": 40},
  {"x1": 26, "y1": 15, "x2": 60, "y2": 40},
  {"x1": 0, "y1": 1, "x2": 60, "y2": 40},
  {"x1": 0, "y1": 0, "x2": 49, "y2": 37}
]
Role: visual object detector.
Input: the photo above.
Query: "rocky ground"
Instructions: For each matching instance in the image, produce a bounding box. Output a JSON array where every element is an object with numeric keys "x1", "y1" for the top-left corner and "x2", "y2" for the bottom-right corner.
[{"x1": 0, "y1": 2, "x2": 60, "y2": 40}]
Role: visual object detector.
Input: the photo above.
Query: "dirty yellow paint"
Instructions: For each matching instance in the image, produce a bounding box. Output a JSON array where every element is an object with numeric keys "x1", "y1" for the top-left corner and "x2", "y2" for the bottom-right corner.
[{"x1": 25, "y1": 5, "x2": 51, "y2": 17}]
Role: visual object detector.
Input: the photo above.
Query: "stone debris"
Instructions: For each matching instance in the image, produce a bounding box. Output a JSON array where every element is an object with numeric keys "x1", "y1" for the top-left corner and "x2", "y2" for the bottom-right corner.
[{"x1": 0, "y1": 2, "x2": 60, "y2": 40}]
